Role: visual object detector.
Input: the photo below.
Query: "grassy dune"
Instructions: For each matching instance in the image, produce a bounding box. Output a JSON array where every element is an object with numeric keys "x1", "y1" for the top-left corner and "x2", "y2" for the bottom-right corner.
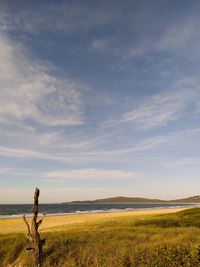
[{"x1": 1, "y1": 208, "x2": 200, "y2": 266}]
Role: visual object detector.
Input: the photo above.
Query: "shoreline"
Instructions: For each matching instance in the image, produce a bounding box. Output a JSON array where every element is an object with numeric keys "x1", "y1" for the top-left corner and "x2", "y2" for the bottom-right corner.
[
  {"x1": 1, "y1": 202, "x2": 200, "y2": 205},
  {"x1": 0, "y1": 206, "x2": 194, "y2": 234},
  {"x1": 0, "y1": 204, "x2": 197, "y2": 220}
]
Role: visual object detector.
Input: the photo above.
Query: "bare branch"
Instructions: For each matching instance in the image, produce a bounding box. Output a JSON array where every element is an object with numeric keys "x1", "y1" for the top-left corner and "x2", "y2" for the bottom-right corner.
[
  {"x1": 37, "y1": 213, "x2": 46, "y2": 229},
  {"x1": 23, "y1": 215, "x2": 32, "y2": 239}
]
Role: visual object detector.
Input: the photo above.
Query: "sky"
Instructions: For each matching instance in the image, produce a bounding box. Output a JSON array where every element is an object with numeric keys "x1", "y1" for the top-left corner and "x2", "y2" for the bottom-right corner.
[{"x1": 0, "y1": 0, "x2": 200, "y2": 203}]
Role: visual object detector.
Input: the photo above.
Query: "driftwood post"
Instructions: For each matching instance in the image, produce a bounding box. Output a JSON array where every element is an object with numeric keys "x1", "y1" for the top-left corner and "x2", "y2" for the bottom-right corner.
[{"x1": 23, "y1": 188, "x2": 45, "y2": 267}]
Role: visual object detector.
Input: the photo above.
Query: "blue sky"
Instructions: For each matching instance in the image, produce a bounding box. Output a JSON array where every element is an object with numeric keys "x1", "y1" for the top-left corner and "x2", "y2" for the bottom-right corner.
[{"x1": 0, "y1": 0, "x2": 200, "y2": 203}]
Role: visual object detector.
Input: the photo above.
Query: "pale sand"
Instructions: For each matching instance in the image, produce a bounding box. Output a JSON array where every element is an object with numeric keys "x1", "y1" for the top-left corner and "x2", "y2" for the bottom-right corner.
[{"x1": 0, "y1": 208, "x2": 188, "y2": 234}]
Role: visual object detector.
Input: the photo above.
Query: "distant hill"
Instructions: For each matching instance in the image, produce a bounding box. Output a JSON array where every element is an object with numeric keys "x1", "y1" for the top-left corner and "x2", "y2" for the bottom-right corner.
[
  {"x1": 172, "y1": 195, "x2": 200, "y2": 203},
  {"x1": 64, "y1": 195, "x2": 200, "y2": 204}
]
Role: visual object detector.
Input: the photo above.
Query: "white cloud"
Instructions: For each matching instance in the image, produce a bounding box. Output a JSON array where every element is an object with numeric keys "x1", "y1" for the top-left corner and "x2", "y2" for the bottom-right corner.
[
  {"x1": 0, "y1": 146, "x2": 75, "y2": 163},
  {"x1": 0, "y1": 146, "x2": 49, "y2": 159},
  {"x1": 91, "y1": 39, "x2": 109, "y2": 51},
  {"x1": 165, "y1": 157, "x2": 200, "y2": 167},
  {"x1": 156, "y1": 20, "x2": 200, "y2": 53},
  {"x1": 43, "y1": 169, "x2": 140, "y2": 181},
  {"x1": 113, "y1": 14, "x2": 200, "y2": 60},
  {"x1": 0, "y1": 167, "x2": 29, "y2": 176},
  {"x1": 0, "y1": 34, "x2": 85, "y2": 126},
  {"x1": 0, "y1": 3, "x2": 117, "y2": 34},
  {"x1": 121, "y1": 88, "x2": 197, "y2": 129},
  {"x1": 0, "y1": 127, "x2": 199, "y2": 163}
]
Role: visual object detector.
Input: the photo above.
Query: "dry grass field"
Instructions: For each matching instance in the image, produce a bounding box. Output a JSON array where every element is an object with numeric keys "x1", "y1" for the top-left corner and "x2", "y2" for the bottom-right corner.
[{"x1": 1, "y1": 207, "x2": 200, "y2": 266}]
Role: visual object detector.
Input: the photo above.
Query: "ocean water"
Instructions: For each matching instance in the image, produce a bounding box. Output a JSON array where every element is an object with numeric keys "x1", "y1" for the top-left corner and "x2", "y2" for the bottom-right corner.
[{"x1": 0, "y1": 203, "x2": 195, "y2": 219}]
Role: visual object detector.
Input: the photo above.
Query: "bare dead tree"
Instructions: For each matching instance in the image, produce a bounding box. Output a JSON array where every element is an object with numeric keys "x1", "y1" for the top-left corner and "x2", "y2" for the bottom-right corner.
[{"x1": 23, "y1": 188, "x2": 45, "y2": 267}]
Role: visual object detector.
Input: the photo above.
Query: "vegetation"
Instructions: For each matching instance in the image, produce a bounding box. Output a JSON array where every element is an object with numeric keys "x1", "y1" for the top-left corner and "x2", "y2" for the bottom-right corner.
[
  {"x1": 66, "y1": 196, "x2": 166, "y2": 204},
  {"x1": 66, "y1": 195, "x2": 200, "y2": 204},
  {"x1": 1, "y1": 208, "x2": 200, "y2": 266}
]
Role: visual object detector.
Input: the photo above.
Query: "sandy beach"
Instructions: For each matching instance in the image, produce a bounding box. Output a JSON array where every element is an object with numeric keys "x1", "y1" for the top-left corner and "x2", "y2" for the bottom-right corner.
[{"x1": 0, "y1": 207, "x2": 188, "y2": 234}]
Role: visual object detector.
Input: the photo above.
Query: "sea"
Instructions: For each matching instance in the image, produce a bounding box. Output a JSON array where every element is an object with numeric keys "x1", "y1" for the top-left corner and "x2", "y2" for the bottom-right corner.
[{"x1": 0, "y1": 203, "x2": 196, "y2": 219}]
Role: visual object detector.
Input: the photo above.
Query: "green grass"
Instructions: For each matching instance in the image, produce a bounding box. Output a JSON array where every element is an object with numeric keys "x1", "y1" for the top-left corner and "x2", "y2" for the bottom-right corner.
[
  {"x1": 2, "y1": 208, "x2": 200, "y2": 266},
  {"x1": 135, "y1": 208, "x2": 200, "y2": 228}
]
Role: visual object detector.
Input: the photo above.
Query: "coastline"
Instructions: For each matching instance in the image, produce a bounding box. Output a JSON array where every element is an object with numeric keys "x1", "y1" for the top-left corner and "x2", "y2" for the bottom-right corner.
[
  {"x1": 0, "y1": 203, "x2": 197, "y2": 220},
  {"x1": 0, "y1": 206, "x2": 191, "y2": 234}
]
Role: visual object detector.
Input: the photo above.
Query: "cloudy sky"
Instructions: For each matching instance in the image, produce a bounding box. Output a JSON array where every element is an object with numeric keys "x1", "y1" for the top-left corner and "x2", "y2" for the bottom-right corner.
[{"x1": 0, "y1": 0, "x2": 200, "y2": 203}]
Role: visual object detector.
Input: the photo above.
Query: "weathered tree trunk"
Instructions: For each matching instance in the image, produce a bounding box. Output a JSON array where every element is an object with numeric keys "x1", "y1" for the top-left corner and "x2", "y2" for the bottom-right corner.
[{"x1": 23, "y1": 188, "x2": 45, "y2": 267}]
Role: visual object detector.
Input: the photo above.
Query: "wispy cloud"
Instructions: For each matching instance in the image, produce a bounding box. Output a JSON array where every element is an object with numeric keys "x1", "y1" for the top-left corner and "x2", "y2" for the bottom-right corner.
[
  {"x1": 0, "y1": 34, "x2": 85, "y2": 127},
  {"x1": 0, "y1": 2, "x2": 118, "y2": 34},
  {"x1": 165, "y1": 157, "x2": 200, "y2": 167},
  {"x1": 0, "y1": 167, "x2": 29, "y2": 176},
  {"x1": 91, "y1": 39, "x2": 109, "y2": 52},
  {"x1": 0, "y1": 127, "x2": 199, "y2": 164},
  {"x1": 156, "y1": 19, "x2": 200, "y2": 54},
  {"x1": 0, "y1": 146, "x2": 76, "y2": 163},
  {"x1": 0, "y1": 130, "x2": 171, "y2": 162},
  {"x1": 43, "y1": 169, "x2": 141, "y2": 181},
  {"x1": 121, "y1": 88, "x2": 197, "y2": 129}
]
